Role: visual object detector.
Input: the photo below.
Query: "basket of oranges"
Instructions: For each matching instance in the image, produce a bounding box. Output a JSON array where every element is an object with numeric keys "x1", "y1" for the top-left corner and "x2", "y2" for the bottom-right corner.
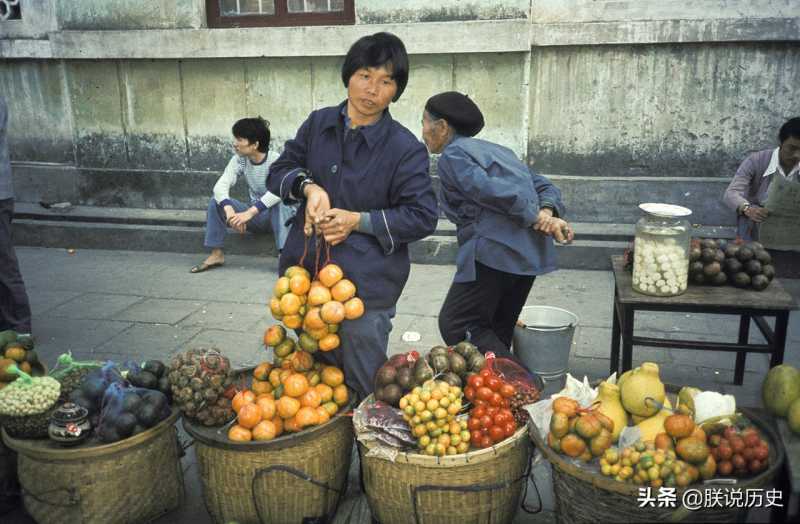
[{"x1": 182, "y1": 361, "x2": 354, "y2": 524}]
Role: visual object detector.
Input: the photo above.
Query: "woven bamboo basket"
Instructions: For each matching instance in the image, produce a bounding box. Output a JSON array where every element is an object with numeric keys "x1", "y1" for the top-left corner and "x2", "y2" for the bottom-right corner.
[
  {"x1": 183, "y1": 396, "x2": 355, "y2": 524},
  {"x1": 358, "y1": 396, "x2": 533, "y2": 524},
  {"x1": 2, "y1": 409, "x2": 183, "y2": 524},
  {"x1": 529, "y1": 404, "x2": 784, "y2": 523},
  {"x1": 0, "y1": 436, "x2": 19, "y2": 515}
]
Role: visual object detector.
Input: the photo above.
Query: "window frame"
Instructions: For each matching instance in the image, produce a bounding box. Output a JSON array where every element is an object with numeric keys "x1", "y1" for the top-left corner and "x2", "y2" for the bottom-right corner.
[{"x1": 206, "y1": 0, "x2": 355, "y2": 28}]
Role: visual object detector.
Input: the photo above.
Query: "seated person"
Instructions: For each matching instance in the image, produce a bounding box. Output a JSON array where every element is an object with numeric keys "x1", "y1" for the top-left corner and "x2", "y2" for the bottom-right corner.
[
  {"x1": 421, "y1": 91, "x2": 573, "y2": 360},
  {"x1": 191, "y1": 117, "x2": 295, "y2": 273},
  {"x1": 723, "y1": 117, "x2": 800, "y2": 240}
]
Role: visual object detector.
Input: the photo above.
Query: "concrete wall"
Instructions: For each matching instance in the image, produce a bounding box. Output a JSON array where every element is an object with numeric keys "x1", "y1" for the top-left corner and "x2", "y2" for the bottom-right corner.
[
  {"x1": 57, "y1": 0, "x2": 204, "y2": 30},
  {"x1": 356, "y1": 0, "x2": 528, "y2": 23}
]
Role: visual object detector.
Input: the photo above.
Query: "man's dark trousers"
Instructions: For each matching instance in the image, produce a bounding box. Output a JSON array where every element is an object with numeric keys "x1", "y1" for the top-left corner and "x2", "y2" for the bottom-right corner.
[{"x1": 0, "y1": 198, "x2": 31, "y2": 332}]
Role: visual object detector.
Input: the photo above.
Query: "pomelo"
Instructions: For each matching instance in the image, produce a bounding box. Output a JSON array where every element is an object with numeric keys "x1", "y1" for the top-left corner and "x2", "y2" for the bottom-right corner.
[{"x1": 762, "y1": 364, "x2": 800, "y2": 417}]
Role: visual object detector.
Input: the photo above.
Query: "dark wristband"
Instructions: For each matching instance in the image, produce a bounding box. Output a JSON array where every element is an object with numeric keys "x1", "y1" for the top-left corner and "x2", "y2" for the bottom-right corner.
[{"x1": 291, "y1": 174, "x2": 308, "y2": 200}]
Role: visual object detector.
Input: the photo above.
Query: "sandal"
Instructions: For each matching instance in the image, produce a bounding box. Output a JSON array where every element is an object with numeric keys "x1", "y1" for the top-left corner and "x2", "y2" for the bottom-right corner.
[{"x1": 190, "y1": 261, "x2": 224, "y2": 274}]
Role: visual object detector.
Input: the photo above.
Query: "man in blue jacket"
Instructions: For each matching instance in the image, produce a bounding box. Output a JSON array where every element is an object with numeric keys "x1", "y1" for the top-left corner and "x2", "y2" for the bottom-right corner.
[
  {"x1": 269, "y1": 33, "x2": 438, "y2": 399},
  {"x1": 422, "y1": 91, "x2": 573, "y2": 360}
]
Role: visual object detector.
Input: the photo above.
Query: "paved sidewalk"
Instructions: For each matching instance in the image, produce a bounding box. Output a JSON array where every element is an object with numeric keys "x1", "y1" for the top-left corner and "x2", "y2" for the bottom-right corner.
[{"x1": 5, "y1": 247, "x2": 799, "y2": 523}]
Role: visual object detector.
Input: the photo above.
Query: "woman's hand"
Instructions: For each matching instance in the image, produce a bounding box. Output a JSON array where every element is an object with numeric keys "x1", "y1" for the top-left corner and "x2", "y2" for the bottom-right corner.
[
  {"x1": 304, "y1": 184, "x2": 331, "y2": 236},
  {"x1": 535, "y1": 216, "x2": 574, "y2": 244},
  {"x1": 318, "y1": 209, "x2": 360, "y2": 246},
  {"x1": 533, "y1": 208, "x2": 555, "y2": 233}
]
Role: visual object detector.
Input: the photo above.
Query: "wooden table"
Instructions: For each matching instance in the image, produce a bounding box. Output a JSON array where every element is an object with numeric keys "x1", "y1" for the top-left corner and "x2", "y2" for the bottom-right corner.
[{"x1": 610, "y1": 255, "x2": 798, "y2": 384}]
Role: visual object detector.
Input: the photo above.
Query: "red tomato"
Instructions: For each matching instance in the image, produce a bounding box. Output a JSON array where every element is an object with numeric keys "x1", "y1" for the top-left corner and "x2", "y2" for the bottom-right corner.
[
  {"x1": 479, "y1": 435, "x2": 493, "y2": 449},
  {"x1": 472, "y1": 406, "x2": 487, "y2": 419},
  {"x1": 467, "y1": 375, "x2": 484, "y2": 389},
  {"x1": 476, "y1": 387, "x2": 493, "y2": 402},
  {"x1": 473, "y1": 399, "x2": 487, "y2": 408},
  {"x1": 500, "y1": 408, "x2": 514, "y2": 420},
  {"x1": 464, "y1": 386, "x2": 476, "y2": 402},
  {"x1": 489, "y1": 392, "x2": 504, "y2": 407},
  {"x1": 479, "y1": 368, "x2": 493, "y2": 379},
  {"x1": 479, "y1": 415, "x2": 493, "y2": 430},
  {"x1": 502, "y1": 421, "x2": 517, "y2": 437},
  {"x1": 485, "y1": 376, "x2": 502, "y2": 392},
  {"x1": 499, "y1": 383, "x2": 516, "y2": 398},
  {"x1": 501, "y1": 398, "x2": 511, "y2": 409},
  {"x1": 470, "y1": 429, "x2": 483, "y2": 444},
  {"x1": 467, "y1": 417, "x2": 482, "y2": 432},
  {"x1": 489, "y1": 425, "x2": 505, "y2": 443},
  {"x1": 493, "y1": 412, "x2": 508, "y2": 426},
  {"x1": 486, "y1": 406, "x2": 499, "y2": 417}
]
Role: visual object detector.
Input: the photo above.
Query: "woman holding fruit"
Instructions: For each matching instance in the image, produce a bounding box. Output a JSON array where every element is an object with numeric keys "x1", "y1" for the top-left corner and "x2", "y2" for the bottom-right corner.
[
  {"x1": 421, "y1": 91, "x2": 574, "y2": 361},
  {"x1": 268, "y1": 33, "x2": 438, "y2": 400}
]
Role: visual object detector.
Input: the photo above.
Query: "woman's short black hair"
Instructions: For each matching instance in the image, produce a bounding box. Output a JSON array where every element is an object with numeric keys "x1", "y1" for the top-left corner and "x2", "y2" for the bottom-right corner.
[
  {"x1": 232, "y1": 117, "x2": 270, "y2": 152},
  {"x1": 341, "y1": 32, "x2": 409, "y2": 102},
  {"x1": 779, "y1": 117, "x2": 800, "y2": 143}
]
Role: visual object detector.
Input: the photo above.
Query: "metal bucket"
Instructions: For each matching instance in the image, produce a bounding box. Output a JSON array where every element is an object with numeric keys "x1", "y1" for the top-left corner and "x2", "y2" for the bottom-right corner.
[{"x1": 512, "y1": 306, "x2": 578, "y2": 396}]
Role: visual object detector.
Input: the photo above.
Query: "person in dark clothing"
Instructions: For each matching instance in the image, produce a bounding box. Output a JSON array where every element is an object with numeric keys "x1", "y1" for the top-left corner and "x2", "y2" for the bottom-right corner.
[
  {"x1": 268, "y1": 33, "x2": 438, "y2": 399},
  {"x1": 0, "y1": 96, "x2": 32, "y2": 336},
  {"x1": 422, "y1": 91, "x2": 573, "y2": 359}
]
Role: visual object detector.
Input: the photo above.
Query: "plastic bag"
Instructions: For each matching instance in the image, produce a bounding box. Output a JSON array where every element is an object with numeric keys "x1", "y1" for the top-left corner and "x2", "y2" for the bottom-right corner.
[
  {"x1": 67, "y1": 361, "x2": 127, "y2": 427},
  {"x1": 354, "y1": 400, "x2": 417, "y2": 460},
  {"x1": 96, "y1": 382, "x2": 170, "y2": 443},
  {"x1": 372, "y1": 351, "x2": 419, "y2": 407},
  {"x1": 49, "y1": 352, "x2": 102, "y2": 401},
  {"x1": 485, "y1": 352, "x2": 542, "y2": 398}
]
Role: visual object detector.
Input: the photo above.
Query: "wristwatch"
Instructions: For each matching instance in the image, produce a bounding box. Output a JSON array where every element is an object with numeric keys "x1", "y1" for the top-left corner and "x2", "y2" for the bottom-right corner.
[
  {"x1": 298, "y1": 176, "x2": 315, "y2": 197},
  {"x1": 741, "y1": 203, "x2": 751, "y2": 215}
]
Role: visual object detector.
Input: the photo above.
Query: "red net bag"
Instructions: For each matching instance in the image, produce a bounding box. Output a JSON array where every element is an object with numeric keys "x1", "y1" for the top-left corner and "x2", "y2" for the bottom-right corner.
[{"x1": 484, "y1": 352, "x2": 543, "y2": 424}]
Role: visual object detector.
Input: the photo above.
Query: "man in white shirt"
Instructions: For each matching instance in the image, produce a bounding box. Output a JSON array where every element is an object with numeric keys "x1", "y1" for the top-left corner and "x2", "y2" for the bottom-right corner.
[{"x1": 191, "y1": 117, "x2": 295, "y2": 273}]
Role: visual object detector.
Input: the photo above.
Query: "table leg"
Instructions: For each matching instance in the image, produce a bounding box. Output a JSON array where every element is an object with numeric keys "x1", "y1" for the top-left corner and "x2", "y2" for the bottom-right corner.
[
  {"x1": 771, "y1": 312, "x2": 790, "y2": 368},
  {"x1": 734, "y1": 315, "x2": 750, "y2": 386},
  {"x1": 621, "y1": 305, "x2": 634, "y2": 373},
  {"x1": 610, "y1": 290, "x2": 621, "y2": 375}
]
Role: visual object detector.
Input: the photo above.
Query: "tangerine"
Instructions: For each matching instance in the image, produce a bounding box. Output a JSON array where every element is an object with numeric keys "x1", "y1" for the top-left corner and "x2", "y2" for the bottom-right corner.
[
  {"x1": 319, "y1": 264, "x2": 344, "y2": 288},
  {"x1": 277, "y1": 396, "x2": 301, "y2": 419},
  {"x1": 268, "y1": 368, "x2": 283, "y2": 388},
  {"x1": 282, "y1": 314, "x2": 303, "y2": 330},
  {"x1": 228, "y1": 424, "x2": 253, "y2": 442},
  {"x1": 289, "y1": 274, "x2": 311, "y2": 295},
  {"x1": 283, "y1": 416, "x2": 301, "y2": 433},
  {"x1": 285, "y1": 265, "x2": 310, "y2": 280},
  {"x1": 314, "y1": 383, "x2": 334, "y2": 403},
  {"x1": 301, "y1": 388, "x2": 322, "y2": 408},
  {"x1": 306, "y1": 370, "x2": 321, "y2": 386},
  {"x1": 303, "y1": 307, "x2": 326, "y2": 330},
  {"x1": 305, "y1": 326, "x2": 330, "y2": 341},
  {"x1": 232, "y1": 390, "x2": 256, "y2": 414},
  {"x1": 272, "y1": 416, "x2": 284, "y2": 436},
  {"x1": 289, "y1": 350, "x2": 314, "y2": 372},
  {"x1": 238, "y1": 403, "x2": 263, "y2": 429},
  {"x1": 251, "y1": 379, "x2": 273, "y2": 396},
  {"x1": 279, "y1": 293, "x2": 302, "y2": 315},
  {"x1": 296, "y1": 406, "x2": 320, "y2": 428},
  {"x1": 321, "y1": 366, "x2": 345, "y2": 387},
  {"x1": 283, "y1": 373, "x2": 310, "y2": 397},
  {"x1": 318, "y1": 334, "x2": 340, "y2": 352},
  {"x1": 315, "y1": 406, "x2": 331, "y2": 424},
  {"x1": 321, "y1": 401, "x2": 339, "y2": 417},
  {"x1": 257, "y1": 396, "x2": 277, "y2": 420},
  {"x1": 344, "y1": 297, "x2": 365, "y2": 320},
  {"x1": 252, "y1": 420, "x2": 278, "y2": 441},
  {"x1": 320, "y1": 301, "x2": 345, "y2": 324},
  {"x1": 333, "y1": 384, "x2": 349, "y2": 406},
  {"x1": 263, "y1": 325, "x2": 286, "y2": 347},
  {"x1": 331, "y1": 279, "x2": 356, "y2": 302},
  {"x1": 269, "y1": 297, "x2": 283, "y2": 319},
  {"x1": 253, "y1": 362, "x2": 273, "y2": 381},
  {"x1": 307, "y1": 286, "x2": 332, "y2": 306},
  {"x1": 273, "y1": 277, "x2": 290, "y2": 298}
]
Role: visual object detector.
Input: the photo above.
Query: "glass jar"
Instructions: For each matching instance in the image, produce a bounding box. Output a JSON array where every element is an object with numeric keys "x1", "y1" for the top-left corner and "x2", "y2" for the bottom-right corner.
[{"x1": 632, "y1": 203, "x2": 692, "y2": 297}]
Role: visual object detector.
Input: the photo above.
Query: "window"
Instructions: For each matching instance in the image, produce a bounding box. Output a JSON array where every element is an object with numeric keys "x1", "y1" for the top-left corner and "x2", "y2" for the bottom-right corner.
[
  {"x1": 0, "y1": 0, "x2": 22, "y2": 21},
  {"x1": 207, "y1": 0, "x2": 354, "y2": 28}
]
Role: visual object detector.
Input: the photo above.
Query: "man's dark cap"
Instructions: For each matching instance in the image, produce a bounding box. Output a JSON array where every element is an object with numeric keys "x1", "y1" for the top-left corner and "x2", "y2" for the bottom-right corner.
[{"x1": 425, "y1": 91, "x2": 484, "y2": 137}]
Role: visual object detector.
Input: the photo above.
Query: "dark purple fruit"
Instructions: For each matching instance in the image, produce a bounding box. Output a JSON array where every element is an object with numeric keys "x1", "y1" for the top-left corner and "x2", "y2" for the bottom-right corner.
[
  {"x1": 755, "y1": 250, "x2": 772, "y2": 265},
  {"x1": 762, "y1": 265, "x2": 776, "y2": 281},
  {"x1": 751, "y1": 274, "x2": 770, "y2": 291},
  {"x1": 733, "y1": 272, "x2": 751, "y2": 288},
  {"x1": 689, "y1": 261, "x2": 705, "y2": 275},
  {"x1": 723, "y1": 258, "x2": 743, "y2": 275},
  {"x1": 710, "y1": 272, "x2": 728, "y2": 286},
  {"x1": 736, "y1": 247, "x2": 754, "y2": 263},
  {"x1": 744, "y1": 259, "x2": 762, "y2": 276},
  {"x1": 703, "y1": 262, "x2": 721, "y2": 277},
  {"x1": 701, "y1": 249, "x2": 717, "y2": 263},
  {"x1": 713, "y1": 249, "x2": 726, "y2": 263},
  {"x1": 692, "y1": 272, "x2": 706, "y2": 284},
  {"x1": 746, "y1": 241, "x2": 764, "y2": 251},
  {"x1": 701, "y1": 239, "x2": 718, "y2": 250},
  {"x1": 689, "y1": 247, "x2": 702, "y2": 262},
  {"x1": 724, "y1": 244, "x2": 740, "y2": 259}
]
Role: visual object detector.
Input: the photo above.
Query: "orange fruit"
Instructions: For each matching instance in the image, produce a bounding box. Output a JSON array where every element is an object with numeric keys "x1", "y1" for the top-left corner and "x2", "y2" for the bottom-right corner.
[
  {"x1": 333, "y1": 384, "x2": 349, "y2": 407},
  {"x1": 251, "y1": 379, "x2": 273, "y2": 395},
  {"x1": 296, "y1": 406, "x2": 319, "y2": 428},
  {"x1": 238, "y1": 403, "x2": 263, "y2": 429},
  {"x1": 272, "y1": 416, "x2": 284, "y2": 436},
  {"x1": 252, "y1": 420, "x2": 278, "y2": 441},
  {"x1": 319, "y1": 264, "x2": 344, "y2": 288},
  {"x1": 285, "y1": 265, "x2": 310, "y2": 280},
  {"x1": 279, "y1": 369, "x2": 293, "y2": 383},
  {"x1": 321, "y1": 366, "x2": 345, "y2": 387},
  {"x1": 279, "y1": 293, "x2": 302, "y2": 315},
  {"x1": 253, "y1": 362, "x2": 273, "y2": 381},
  {"x1": 273, "y1": 277, "x2": 291, "y2": 298},
  {"x1": 269, "y1": 297, "x2": 283, "y2": 319},
  {"x1": 228, "y1": 424, "x2": 253, "y2": 442},
  {"x1": 257, "y1": 396, "x2": 277, "y2": 420},
  {"x1": 282, "y1": 314, "x2": 303, "y2": 330},
  {"x1": 307, "y1": 286, "x2": 332, "y2": 306},
  {"x1": 289, "y1": 274, "x2": 311, "y2": 296},
  {"x1": 318, "y1": 334, "x2": 340, "y2": 352},
  {"x1": 314, "y1": 383, "x2": 334, "y2": 403},
  {"x1": 289, "y1": 351, "x2": 314, "y2": 373},
  {"x1": 268, "y1": 368, "x2": 283, "y2": 388},
  {"x1": 306, "y1": 370, "x2": 321, "y2": 386},
  {"x1": 301, "y1": 388, "x2": 322, "y2": 408},
  {"x1": 277, "y1": 396, "x2": 301, "y2": 419},
  {"x1": 283, "y1": 373, "x2": 310, "y2": 397},
  {"x1": 315, "y1": 406, "x2": 331, "y2": 424},
  {"x1": 283, "y1": 416, "x2": 301, "y2": 433},
  {"x1": 263, "y1": 325, "x2": 286, "y2": 347},
  {"x1": 320, "y1": 301, "x2": 345, "y2": 324},
  {"x1": 344, "y1": 297, "x2": 365, "y2": 320},
  {"x1": 331, "y1": 279, "x2": 356, "y2": 302},
  {"x1": 321, "y1": 401, "x2": 339, "y2": 417},
  {"x1": 303, "y1": 307, "x2": 326, "y2": 330},
  {"x1": 232, "y1": 390, "x2": 256, "y2": 414},
  {"x1": 305, "y1": 326, "x2": 329, "y2": 340}
]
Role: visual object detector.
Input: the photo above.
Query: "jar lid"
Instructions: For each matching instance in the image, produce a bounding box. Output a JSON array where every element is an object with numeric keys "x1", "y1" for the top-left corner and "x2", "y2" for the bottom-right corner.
[
  {"x1": 639, "y1": 203, "x2": 692, "y2": 218},
  {"x1": 52, "y1": 402, "x2": 88, "y2": 422}
]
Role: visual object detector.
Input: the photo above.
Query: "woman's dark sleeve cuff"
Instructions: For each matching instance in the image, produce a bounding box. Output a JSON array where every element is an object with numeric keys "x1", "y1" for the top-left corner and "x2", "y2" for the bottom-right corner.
[{"x1": 254, "y1": 201, "x2": 267, "y2": 213}]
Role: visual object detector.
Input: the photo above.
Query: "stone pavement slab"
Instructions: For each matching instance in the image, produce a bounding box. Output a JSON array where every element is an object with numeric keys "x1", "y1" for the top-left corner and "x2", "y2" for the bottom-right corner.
[
  {"x1": 44, "y1": 292, "x2": 145, "y2": 320},
  {"x1": 94, "y1": 323, "x2": 203, "y2": 360}
]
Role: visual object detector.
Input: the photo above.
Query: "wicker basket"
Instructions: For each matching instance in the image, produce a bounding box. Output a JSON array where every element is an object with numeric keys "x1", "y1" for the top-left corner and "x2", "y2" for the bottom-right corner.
[
  {"x1": 529, "y1": 405, "x2": 784, "y2": 523},
  {"x1": 0, "y1": 436, "x2": 19, "y2": 515},
  {"x1": 183, "y1": 397, "x2": 355, "y2": 524},
  {"x1": 2, "y1": 409, "x2": 183, "y2": 524},
  {"x1": 358, "y1": 396, "x2": 533, "y2": 524},
  {"x1": 0, "y1": 401, "x2": 59, "y2": 439}
]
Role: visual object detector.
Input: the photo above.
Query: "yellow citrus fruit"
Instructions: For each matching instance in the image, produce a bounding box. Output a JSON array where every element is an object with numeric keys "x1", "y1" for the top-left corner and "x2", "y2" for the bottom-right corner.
[
  {"x1": 331, "y1": 279, "x2": 356, "y2": 302},
  {"x1": 280, "y1": 293, "x2": 302, "y2": 315},
  {"x1": 273, "y1": 277, "x2": 291, "y2": 298}
]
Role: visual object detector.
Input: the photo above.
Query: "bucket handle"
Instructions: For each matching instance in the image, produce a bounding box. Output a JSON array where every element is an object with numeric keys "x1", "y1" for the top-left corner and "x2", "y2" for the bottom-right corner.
[
  {"x1": 251, "y1": 464, "x2": 343, "y2": 524},
  {"x1": 411, "y1": 459, "x2": 536, "y2": 524}
]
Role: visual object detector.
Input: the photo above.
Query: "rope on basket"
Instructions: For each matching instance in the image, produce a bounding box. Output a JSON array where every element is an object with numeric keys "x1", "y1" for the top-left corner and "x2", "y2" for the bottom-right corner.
[{"x1": 251, "y1": 464, "x2": 344, "y2": 524}]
